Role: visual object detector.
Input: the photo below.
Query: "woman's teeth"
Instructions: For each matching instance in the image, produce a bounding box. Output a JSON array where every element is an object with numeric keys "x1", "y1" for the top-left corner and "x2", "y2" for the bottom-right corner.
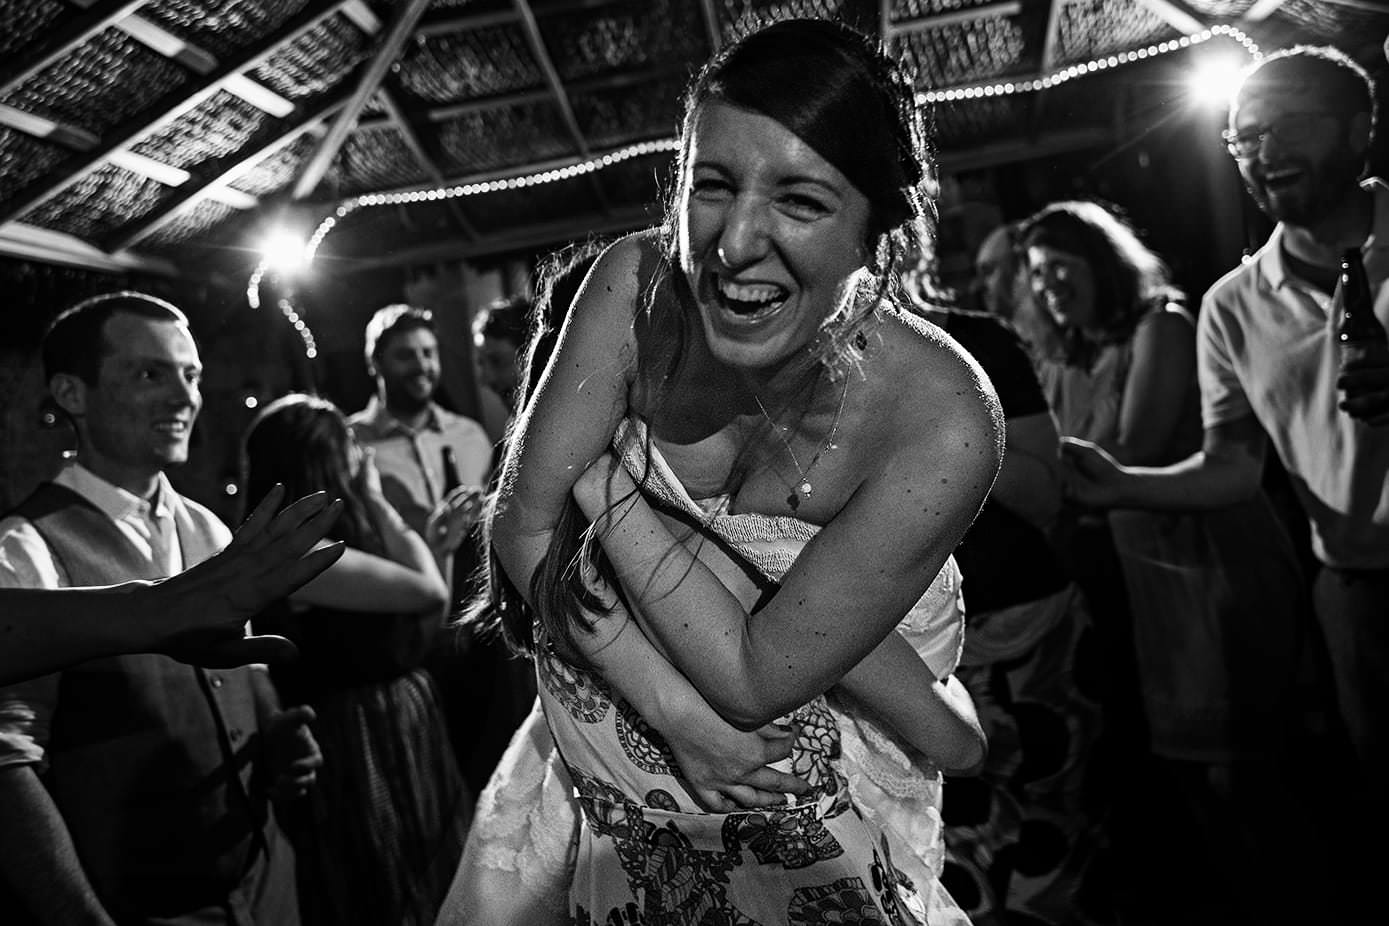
[{"x1": 718, "y1": 280, "x2": 788, "y2": 316}]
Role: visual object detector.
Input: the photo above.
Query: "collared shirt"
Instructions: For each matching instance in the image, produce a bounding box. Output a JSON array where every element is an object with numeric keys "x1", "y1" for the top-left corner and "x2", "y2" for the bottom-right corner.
[
  {"x1": 0, "y1": 463, "x2": 231, "y2": 768},
  {"x1": 348, "y1": 395, "x2": 494, "y2": 535},
  {"x1": 1197, "y1": 177, "x2": 1389, "y2": 568}
]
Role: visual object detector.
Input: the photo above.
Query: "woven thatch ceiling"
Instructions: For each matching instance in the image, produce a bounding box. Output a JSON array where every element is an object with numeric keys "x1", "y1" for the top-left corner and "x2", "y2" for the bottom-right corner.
[{"x1": 2, "y1": 0, "x2": 1386, "y2": 281}]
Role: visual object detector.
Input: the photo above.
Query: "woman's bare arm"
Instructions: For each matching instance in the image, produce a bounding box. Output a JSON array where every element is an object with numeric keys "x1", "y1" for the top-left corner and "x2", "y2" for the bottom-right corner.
[{"x1": 1110, "y1": 306, "x2": 1197, "y2": 466}]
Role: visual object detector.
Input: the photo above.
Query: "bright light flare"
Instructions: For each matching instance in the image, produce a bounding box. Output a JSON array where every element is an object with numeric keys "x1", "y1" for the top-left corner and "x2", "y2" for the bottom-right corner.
[
  {"x1": 1187, "y1": 52, "x2": 1247, "y2": 109},
  {"x1": 258, "y1": 230, "x2": 310, "y2": 276}
]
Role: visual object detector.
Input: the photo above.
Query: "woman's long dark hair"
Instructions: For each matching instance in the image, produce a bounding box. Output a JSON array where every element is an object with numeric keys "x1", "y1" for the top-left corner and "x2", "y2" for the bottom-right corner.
[
  {"x1": 242, "y1": 393, "x2": 375, "y2": 552},
  {"x1": 465, "y1": 240, "x2": 617, "y2": 659},
  {"x1": 1018, "y1": 200, "x2": 1183, "y2": 369}
]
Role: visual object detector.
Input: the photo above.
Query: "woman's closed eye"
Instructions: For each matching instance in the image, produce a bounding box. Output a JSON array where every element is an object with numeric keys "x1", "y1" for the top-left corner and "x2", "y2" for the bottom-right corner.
[
  {"x1": 778, "y1": 193, "x2": 831, "y2": 220},
  {"x1": 690, "y1": 176, "x2": 734, "y2": 200}
]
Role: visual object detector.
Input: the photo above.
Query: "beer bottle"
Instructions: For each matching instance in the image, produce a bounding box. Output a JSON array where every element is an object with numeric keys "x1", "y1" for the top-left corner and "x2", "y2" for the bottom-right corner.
[
  {"x1": 1336, "y1": 247, "x2": 1388, "y2": 371},
  {"x1": 441, "y1": 445, "x2": 462, "y2": 494}
]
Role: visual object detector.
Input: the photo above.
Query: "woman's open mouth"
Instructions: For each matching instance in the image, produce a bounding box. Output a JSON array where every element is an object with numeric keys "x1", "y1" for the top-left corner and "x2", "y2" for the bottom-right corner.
[{"x1": 714, "y1": 278, "x2": 790, "y2": 322}]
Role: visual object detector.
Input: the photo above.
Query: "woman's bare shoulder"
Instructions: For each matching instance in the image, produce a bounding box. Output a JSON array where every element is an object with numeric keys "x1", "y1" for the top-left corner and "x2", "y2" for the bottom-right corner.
[{"x1": 872, "y1": 307, "x2": 1005, "y2": 464}]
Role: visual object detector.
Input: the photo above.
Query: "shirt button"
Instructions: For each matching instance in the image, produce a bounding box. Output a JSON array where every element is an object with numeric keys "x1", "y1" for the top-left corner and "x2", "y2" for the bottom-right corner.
[
  {"x1": 229, "y1": 728, "x2": 243, "y2": 742},
  {"x1": 209, "y1": 675, "x2": 223, "y2": 688}
]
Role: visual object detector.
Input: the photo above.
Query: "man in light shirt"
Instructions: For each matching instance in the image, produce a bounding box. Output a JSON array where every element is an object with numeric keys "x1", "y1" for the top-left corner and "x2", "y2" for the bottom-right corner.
[
  {"x1": 1064, "y1": 46, "x2": 1389, "y2": 833},
  {"x1": 0, "y1": 293, "x2": 320, "y2": 925}
]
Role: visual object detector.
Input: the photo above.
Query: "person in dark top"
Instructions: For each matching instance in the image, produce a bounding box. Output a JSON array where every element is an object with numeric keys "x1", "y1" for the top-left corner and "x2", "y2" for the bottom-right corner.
[{"x1": 903, "y1": 257, "x2": 1106, "y2": 926}]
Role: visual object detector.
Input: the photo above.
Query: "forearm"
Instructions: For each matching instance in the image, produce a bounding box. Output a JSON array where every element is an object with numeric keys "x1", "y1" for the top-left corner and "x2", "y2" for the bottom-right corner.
[
  {"x1": 0, "y1": 767, "x2": 114, "y2": 925},
  {"x1": 366, "y1": 494, "x2": 442, "y2": 581},
  {"x1": 836, "y1": 632, "x2": 984, "y2": 774},
  {"x1": 579, "y1": 487, "x2": 766, "y2": 726},
  {"x1": 0, "y1": 585, "x2": 161, "y2": 686},
  {"x1": 1114, "y1": 450, "x2": 1260, "y2": 510}
]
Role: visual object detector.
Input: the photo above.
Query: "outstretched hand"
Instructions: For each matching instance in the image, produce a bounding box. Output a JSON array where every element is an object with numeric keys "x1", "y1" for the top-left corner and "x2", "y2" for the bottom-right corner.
[
  {"x1": 154, "y1": 486, "x2": 345, "y2": 668},
  {"x1": 1058, "y1": 437, "x2": 1125, "y2": 508}
]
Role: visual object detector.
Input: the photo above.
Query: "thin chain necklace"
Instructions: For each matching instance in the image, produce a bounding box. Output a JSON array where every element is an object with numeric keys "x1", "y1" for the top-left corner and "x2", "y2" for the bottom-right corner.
[{"x1": 751, "y1": 374, "x2": 849, "y2": 512}]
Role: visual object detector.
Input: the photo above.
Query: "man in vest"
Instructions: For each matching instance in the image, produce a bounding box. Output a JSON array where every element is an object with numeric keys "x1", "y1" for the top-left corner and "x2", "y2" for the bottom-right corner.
[{"x1": 0, "y1": 293, "x2": 321, "y2": 924}]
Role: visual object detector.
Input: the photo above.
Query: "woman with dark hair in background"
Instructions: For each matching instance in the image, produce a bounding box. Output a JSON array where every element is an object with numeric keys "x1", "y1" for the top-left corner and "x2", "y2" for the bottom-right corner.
[
  {"x1": 1019, "y1": 201, "x2": 1324, "y2": 922},
  {"x1": 243, "y1": 394, "x2": 470, "y2": 926},
  {"x1": 455, "y1": 17, "x2": 998, "y2": 924}
]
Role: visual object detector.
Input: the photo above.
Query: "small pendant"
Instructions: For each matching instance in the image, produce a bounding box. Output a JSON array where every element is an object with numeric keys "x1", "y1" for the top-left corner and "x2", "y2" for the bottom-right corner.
[{"x1": 797, "y1": 481, "x2": 813, "y2": 498}]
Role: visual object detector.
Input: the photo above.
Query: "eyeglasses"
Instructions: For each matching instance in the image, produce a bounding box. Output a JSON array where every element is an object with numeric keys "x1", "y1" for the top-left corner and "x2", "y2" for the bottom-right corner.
[{"x1": 1221, "y1": 111, "x2": 1337, "y2": 159}]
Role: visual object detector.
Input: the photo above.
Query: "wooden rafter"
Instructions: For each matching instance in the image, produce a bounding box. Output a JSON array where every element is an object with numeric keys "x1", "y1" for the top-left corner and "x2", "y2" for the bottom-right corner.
[
  {"x1": 378, "y1": 87, "x2": 478, "y2": 240},
  {"x1": 1032, "y1": 0, "x2": 1067, "y2": 138},
  {"x1": 1242, "y1": 0, "x2": 1287, "y2": 21},
  {"x1": 107, "y1": 84, "x2": 360, "y2": 252},
  {"x1": 0, "y1": 0, "x2": 355, "y2": 227},
  {"x1": 333, "y1": 206, "x2": 654, "y2": 273},
  {"x1": 1320, "y1": 0, "x2": 1387, "y2": 12},
  {"x1": 0, "y1": 221, "x2": 177, "y2": 275},
  {"x1": 0, "y1": 0, "x2": 146, "y2": 99},
  {"x1": 291, "y1": 0, "x2": 434, "y2": 200},
  {"x1": 888, "y1": 0, "x2": 1022, "y2": 38},
  {"x1": 1134, "y1": 0, "x2": 1206, "y2": 34},
  {"x1": 357, "y1": 64, "x2": 691, "y2": 131},
  {"x1": 699, "y1": 0, "x2": 722, "y2": 54},
  {"x1": 511, "y1": 0, "x2": 611, "y2": 213},
  {"x1": 512, "y1": 0, "x2": 589, "y2": 159}
]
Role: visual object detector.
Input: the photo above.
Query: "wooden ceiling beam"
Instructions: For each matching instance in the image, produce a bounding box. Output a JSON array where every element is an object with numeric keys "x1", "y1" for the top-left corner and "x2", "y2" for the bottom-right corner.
[
  {"x1": 0, "y1": 0, "x2": 146, "y2": 99},
  {"x1": 1242, "y1": 0, "x2": 1287, "y2": 21},
  {"x1": 292, "y1": 0, "x2": 434, "y2": 200},
  {"x1": 886, "y1": 1, "x2": 1021, "y2": 38},
  {"x1": 0, "y1": 221, "x2": 177, "y2": 275},
  {"x1": 511, "y1": 0, "x2": 611, "y2": 213},
  {"x1": 0, "y1": 0, "x2": 355, "y2": 227},
  {"x1": 358, "y1": 63, "x2": 691, "y2": 130},
  {"x1": 377, "y1": 86, "x2": 478, "y2": 240},
  {"x1": 699, "y1": 0, "x2": 722, "y2": 54},
  {"x1": 330, "y1": 206, "x2": 654, "y2": 273},
  {"x1": 1319, "y1": 0, "x2": 1386, "y2": 12},
  {"x1": 108, "y1": 83, "x2": 359, "y2": 252},
  {"x1": 1031, "y1": 0, "x2": 1066, "y2": 139},
  {"x1": 936, "y1": 125, "x2": 1115, "y2": 174}
]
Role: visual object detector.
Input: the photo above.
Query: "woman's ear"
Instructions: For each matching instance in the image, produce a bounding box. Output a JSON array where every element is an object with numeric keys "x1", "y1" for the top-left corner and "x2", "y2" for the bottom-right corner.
[{"x1": 48, "y1": 373, "x2": 88, "y2": 419}]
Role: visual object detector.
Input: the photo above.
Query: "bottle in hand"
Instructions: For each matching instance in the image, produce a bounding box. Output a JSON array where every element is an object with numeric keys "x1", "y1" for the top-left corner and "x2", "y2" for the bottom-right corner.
[
  {"x1": 441, "y1": 446, "x2": 462, "y2": 494},
  {"x1": 1335, "y1": 248, "x2": 1389, "y2": 416}
]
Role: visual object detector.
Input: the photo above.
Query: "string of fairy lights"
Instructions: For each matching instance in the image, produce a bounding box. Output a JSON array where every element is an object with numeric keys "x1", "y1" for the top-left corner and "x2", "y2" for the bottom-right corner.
[{"x1": 249, "y1": 25, "x2": 1262, "y2": 360}]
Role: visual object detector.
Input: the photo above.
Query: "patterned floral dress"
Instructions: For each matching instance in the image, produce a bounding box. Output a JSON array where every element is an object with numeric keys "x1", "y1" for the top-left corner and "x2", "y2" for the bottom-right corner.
[{"x1": 534, "y1": 418, "x2": 948, "y2": 925}]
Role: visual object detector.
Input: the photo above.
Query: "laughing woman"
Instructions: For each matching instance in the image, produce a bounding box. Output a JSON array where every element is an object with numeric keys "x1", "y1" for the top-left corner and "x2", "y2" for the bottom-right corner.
[{"x1": 485, "y1": 19, "x2": 1001, "y2": 923}]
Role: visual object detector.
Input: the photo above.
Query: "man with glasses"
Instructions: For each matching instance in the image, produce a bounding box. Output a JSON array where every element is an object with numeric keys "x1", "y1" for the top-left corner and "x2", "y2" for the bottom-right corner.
[{"x1": 1065, "y1": 45, "x2": 1389, "y2": 832}]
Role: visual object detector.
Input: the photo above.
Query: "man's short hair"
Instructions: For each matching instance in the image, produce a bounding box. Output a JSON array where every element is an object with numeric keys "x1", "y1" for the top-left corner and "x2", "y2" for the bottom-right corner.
[
  {"x1": 1235, "y1": 44, "x2": 1376, "y2": 130},
  {"x1": 43, "y1": 291, "x2": 189, "y2": 385},
  {"x1": 363, "y1": 303, "x2": 435, "y2": 372}
]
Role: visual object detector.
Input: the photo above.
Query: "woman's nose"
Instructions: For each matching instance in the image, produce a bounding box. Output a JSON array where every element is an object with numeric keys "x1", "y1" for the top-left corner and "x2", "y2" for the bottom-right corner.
[{"x1": 716, "y1": 196, "x2": 771, "y2": 269}]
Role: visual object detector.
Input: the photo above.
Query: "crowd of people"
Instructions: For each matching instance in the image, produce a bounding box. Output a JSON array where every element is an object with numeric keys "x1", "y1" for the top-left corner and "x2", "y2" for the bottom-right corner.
[{"x1": 0, "y1": 18, "x2": 1385, "y2": 926}]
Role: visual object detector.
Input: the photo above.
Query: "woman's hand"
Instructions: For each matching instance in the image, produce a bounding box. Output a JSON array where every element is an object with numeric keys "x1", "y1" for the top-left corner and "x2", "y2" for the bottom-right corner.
[
  {"x1": 354, "y1": 446, "x2": 385, "y2": 501},
  {"x1": 661, "y1": 714, "x2": 811, "y2": 812},
  {"x1": 426, "y1": 485, "x2": 485, "y2": 555},
  {"x1": 572, "y1": 452, "x2": 637, "y2": 518}
]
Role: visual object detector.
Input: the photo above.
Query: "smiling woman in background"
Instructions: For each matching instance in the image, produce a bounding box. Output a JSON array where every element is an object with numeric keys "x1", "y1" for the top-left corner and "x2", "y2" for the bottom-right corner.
[{"x1": 1019, "y1": 200, "x2": 1320, "y2": 919}]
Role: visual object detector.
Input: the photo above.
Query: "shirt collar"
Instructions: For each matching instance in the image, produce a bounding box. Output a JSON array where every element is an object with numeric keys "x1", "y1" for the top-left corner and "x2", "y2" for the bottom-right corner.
[
  {"x1": 54, "y1": 463, "x2": 176, "y2": 524},
  {"x1": 1258, "y1": 177, "x2": 1389, "y2": 292},
  {"x1": 359, "y1": 394, "x2": 443, "y2": 437}
]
